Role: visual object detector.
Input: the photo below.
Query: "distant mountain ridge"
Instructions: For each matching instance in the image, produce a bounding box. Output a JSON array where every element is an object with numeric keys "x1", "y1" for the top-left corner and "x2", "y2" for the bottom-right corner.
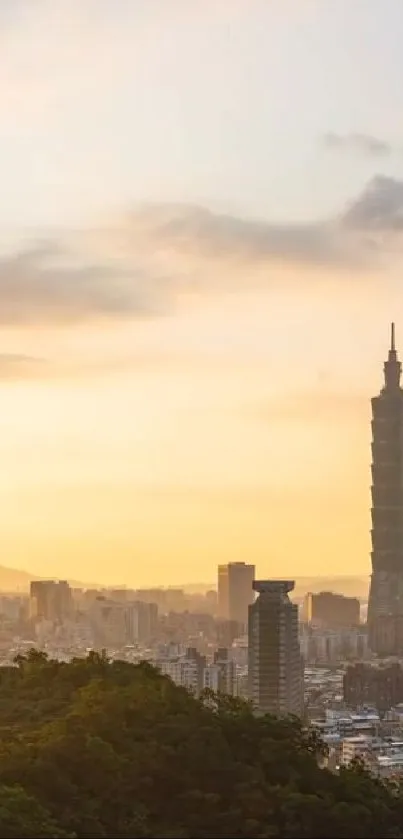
[
  {"x1": 0, "y1": 567, "x2": 370, "y2": 599},
  {"x1": 0, "y1": 565, "x2": 39, "y2": 592},
  {"x1": 0, "y1": 565, "x2": 98, "y2": 593}
]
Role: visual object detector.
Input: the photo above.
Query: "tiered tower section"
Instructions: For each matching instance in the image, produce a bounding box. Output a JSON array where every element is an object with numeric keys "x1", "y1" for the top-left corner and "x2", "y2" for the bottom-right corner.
[{"x1": 368, "y1": 324, "x2": 403, "y2": 655}]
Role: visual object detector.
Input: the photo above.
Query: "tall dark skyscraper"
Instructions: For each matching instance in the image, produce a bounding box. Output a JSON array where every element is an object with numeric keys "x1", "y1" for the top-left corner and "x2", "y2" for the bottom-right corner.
[
  {"x1": 248, "y1": 580, "x2": 303, "y2": 717},
  {"x1": 368, "y1": 324, "x2": 403, "y2": 655}
]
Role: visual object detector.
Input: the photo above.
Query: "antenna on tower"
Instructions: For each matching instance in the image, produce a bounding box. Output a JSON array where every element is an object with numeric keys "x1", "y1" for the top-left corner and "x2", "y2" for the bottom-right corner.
[{"x1": 384, "y1": 322, "x2": 401, "y2": 389}]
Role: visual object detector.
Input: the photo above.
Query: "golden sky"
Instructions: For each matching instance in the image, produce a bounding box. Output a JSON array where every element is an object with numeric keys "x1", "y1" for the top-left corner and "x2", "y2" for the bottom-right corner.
[
  {"x1": 0, "y1": 260, "x2": 397, "y2": 586},
  {"x1": 1, "y1": 0, "x2": 403, "y2": 586}
]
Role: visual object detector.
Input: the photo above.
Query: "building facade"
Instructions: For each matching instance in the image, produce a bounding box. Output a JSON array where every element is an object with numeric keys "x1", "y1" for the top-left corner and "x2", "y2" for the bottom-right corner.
[
  {"x1": 368, "y1": 324, "x2": 403, "y2": 655},
  {"x1": 302, "y1": 591, "x2": 360, "y2": 628},
  {"x1": 203, "y1": 647, "x2": 236, "y2": 695},
  {"x1": 30, "y1": 580, "x2": 73, "y2": 623},
  {"x1": 300, "y1": 626, "x2": 369, "y2": 663},
  {"x1": 217, "y1": 562, "x2": 255, "y2": 628},
  {"x1": 157, "y1": 647, "x2": 206, "y2": 697},
  {"x1": 248, "y1": 580, "x2": 303, "y2": 717},
  {"x1": 217, "y1": 565, "x2": 229, "y2": 619}
]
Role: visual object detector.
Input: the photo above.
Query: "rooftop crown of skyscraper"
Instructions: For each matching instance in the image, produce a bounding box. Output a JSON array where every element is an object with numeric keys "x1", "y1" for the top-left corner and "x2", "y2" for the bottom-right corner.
[{"x1": 253, "y1": 580, "x2": 294, "y2": 595}]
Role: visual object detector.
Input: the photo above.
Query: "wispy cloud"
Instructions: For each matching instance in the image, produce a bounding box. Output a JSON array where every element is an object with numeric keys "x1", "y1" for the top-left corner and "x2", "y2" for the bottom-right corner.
[
  {"x1": 117, "y1": 204, "x2": 352, "y2": 267},
  {"x1": 0, "y1": 174, "x2": 402, "y2": 334},
  {"x1": 322, "y1": 132, "x2": 392, "y2": 157},
  {"x1": 0, "y1": 241, "x2": 160, "y2": 326},
  {"x1": 98, "y1": 174, "x2": 403, "y2": 275}
]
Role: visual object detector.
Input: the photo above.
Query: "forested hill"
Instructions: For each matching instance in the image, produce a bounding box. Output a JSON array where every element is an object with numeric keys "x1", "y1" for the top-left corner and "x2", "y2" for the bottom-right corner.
[{"x1": 0, "y1": 651, "x2": 400, "y2": 837}]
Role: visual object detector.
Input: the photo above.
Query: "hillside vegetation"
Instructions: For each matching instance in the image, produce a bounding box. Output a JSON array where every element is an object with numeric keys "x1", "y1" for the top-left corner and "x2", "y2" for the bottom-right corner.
[{"x1": 0, "y1": 650, "x2": 399, "y2": 837}]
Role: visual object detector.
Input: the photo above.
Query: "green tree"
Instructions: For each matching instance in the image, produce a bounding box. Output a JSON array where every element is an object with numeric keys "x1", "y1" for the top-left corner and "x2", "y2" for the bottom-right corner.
[
  {"x1": 0, "y1": 652, "x2": 401, "y2": 837},
  {"x1": 0, "y1": 784, "x2": 73, "y2": 838}
]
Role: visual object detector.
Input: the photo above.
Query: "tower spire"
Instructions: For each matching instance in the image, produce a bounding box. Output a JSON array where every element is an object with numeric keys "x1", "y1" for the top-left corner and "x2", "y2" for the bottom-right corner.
[{"x1": 384, "y1": 322, "x2": 401, "y2": 390}]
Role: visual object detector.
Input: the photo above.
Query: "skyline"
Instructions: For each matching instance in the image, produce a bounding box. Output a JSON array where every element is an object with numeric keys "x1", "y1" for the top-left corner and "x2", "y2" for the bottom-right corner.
[{"x1": 0, "y1": 1, "x2": 402, "y2": 583}]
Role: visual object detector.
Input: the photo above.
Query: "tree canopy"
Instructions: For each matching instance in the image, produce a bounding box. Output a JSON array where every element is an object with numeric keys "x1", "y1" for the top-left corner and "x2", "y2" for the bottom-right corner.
[{"x1": 0, "y1": 649, "x2": 400, "y2": 837}]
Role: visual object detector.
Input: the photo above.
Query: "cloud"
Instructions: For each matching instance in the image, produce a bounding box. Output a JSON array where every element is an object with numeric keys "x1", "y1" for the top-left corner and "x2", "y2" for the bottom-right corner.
[
  {"x1": 0, "y1": 241, "x2": 161, "y2": 326},
  {"x1": 341, "y1": 175, "x2": 403, "y2": 230},
  {"x1": 106, "y1": 176, "x2": 403, "y2": 272},
  {"x1": 322, "y1": 132, "x2": 392, "y2": 157},
  {"x1": 119, "y1": 203, "x2": 352, "y2": 267},
  {"x1": 0, "y1": 174, "x2": 401, "y2": 331}
]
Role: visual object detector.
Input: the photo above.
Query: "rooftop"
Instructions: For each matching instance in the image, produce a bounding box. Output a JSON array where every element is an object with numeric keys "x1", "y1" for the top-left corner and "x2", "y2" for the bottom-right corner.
[{"x1": 253, "y1": 580, "x2": 295, "y2": 595}]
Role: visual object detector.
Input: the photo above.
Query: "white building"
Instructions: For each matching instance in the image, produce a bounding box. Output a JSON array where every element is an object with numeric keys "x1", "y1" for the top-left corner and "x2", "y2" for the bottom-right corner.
[
  {"x1": 156, "y1": 648, "x2": 205, "y2": 696},
  {"x1": 340, "y1": 735, "x2": 374, "y2": 766},
  {"x1": 203, "y1": 659, "x2": 236, "y2": 695},
  {"x1": 158, "y1": 658, "x2": 200, "y2": 694}
]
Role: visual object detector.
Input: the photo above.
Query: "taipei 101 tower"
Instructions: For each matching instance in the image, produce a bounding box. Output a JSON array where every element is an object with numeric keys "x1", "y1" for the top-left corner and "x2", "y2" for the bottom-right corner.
[{"x1": 368, "y1": 323, "x2": 403, "y2": 655}]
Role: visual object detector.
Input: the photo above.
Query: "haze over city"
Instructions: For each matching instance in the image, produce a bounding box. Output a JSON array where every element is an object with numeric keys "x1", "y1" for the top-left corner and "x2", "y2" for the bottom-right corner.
[{"x1": 0, "y1": 0, "x2": 403, "y2": 585}]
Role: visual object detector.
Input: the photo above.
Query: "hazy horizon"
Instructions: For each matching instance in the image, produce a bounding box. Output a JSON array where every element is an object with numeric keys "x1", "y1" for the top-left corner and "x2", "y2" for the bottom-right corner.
[
  {"x1": 0, "y1": 564, "x2": 370, "y2": 602},
  {"x1": 0, "y1": 1, "x2": 402, "y2": 585}
]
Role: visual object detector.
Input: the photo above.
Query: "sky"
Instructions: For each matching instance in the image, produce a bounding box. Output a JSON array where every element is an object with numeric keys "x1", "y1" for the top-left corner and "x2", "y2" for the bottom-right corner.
[{"x1": 0, "y1": 0, "x2": 403, "y2": 585}]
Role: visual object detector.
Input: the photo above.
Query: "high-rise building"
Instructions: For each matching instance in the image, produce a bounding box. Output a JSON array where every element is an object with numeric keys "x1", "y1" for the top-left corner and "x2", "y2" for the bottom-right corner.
[
  {"x1": 217, "y1": 562, "x2": 255, "y2": 627},
  {"x1": 367, "y1": 324, "x2": 403, "y2": 655},
  {"x1": 30, "y1": 581, "x2": 52, "y2": 620},
  {"x1": 248, "y1": 580, "x2": 303, "y2": 717},
  {"x1": 90, "y1": 597, "x2": 159, "y2": 647},
  {"x1": 90, "y1": 597, "x2": 127, "y2": 647},
  {"x1": 217, "y1": 565, "x2": 229, "y2": 618},
  {"x1": 57, "y1": 581, "x2": 73, "y2": 621},
  {"x1": 30, "y1": 580, "x2": 73, "y2": 623},
  {"x1": 302, "y1": 591, "x2": 360, "y2": 628},
  {"x1": 125, "y1": 601, "x2": 158, "y2": 643},
  {"x1": 216, "y1": 618, "x2": 244, "y2": 647}
]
